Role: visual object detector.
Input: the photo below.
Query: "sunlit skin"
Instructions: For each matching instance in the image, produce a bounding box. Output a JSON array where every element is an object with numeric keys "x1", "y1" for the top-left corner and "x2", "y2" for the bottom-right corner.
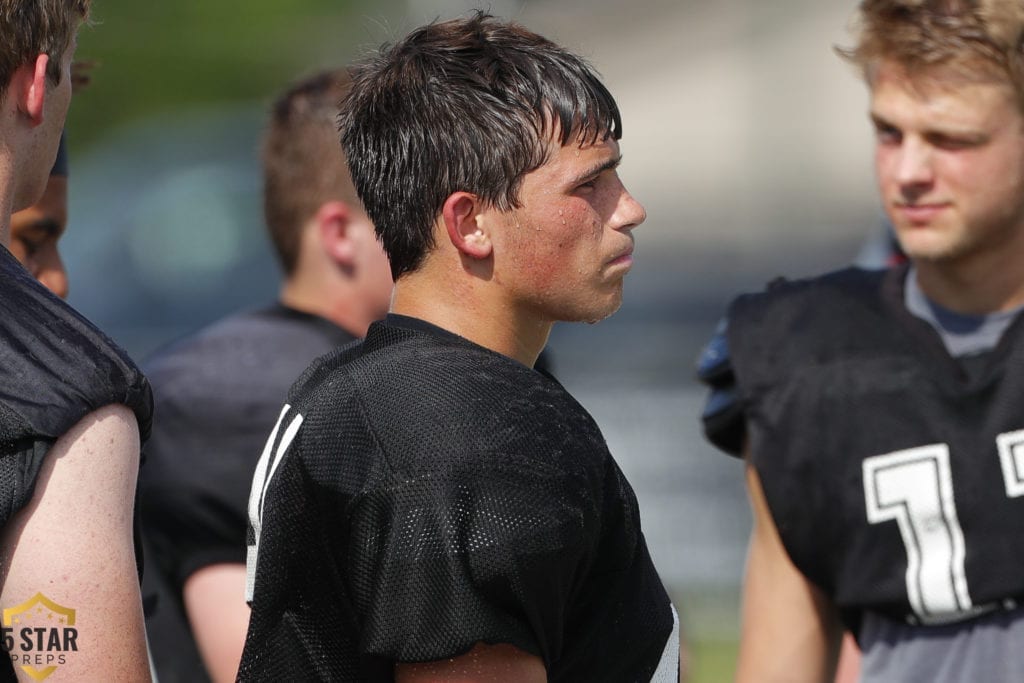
[
  {"x1": 871, "y1": 60, "x2": 1024, "y2": 312},
  {"x1": 9, "y1": 36, "x2": 81, "y2": 301},
  {"x1": 9, "y1": 175, "x2": 69, "y2": 299},
  {"x1": 492, "y1": 135, "x2": 646, "y2": 325},
  {"x1": 347, "y1": 209, "x2": 395, "y2": 327},
  {"x1": 16, "y1": 38, "x2": 76, "y2": 217},
  {"x1": 391, "y1": 131, "x2": 646, "y2": 367}
]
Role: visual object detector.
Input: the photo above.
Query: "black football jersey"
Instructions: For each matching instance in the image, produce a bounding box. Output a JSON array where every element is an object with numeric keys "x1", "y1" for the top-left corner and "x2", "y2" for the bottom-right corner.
[
  {"x1": 0, "y1": 246, "x2": 152, "y2": 681},
  {"x1": 700, "y1": 266, "x2": 1024, "y2": 631},
  {"x1": 139, "y1": 304, "x2": 356, "y2": 683},
  {"x1": 240, "y1": 316, "x2": 677, "y2": 682}
]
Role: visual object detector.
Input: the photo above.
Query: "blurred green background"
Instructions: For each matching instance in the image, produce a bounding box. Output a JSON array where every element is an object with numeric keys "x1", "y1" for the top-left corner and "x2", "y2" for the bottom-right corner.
[{"x1": 70, "y1": 0, "x2": 386, "y2": 149}]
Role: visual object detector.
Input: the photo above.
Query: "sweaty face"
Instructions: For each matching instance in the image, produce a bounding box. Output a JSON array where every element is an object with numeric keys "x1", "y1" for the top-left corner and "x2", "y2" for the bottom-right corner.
[
  {"x1": 10, "y1": 175, "x2": 69, "y2": 299},
  {"x1": 490, "y1": 135, "x2": 646, "y2": 324},
  {"x1": 871, "y1": 61, "x2": 1024, "y2": 267}
]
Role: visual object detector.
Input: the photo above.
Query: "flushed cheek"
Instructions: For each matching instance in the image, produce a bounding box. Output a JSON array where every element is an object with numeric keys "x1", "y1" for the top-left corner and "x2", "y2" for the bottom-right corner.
[
  {"x1": 955, "y1": 152, "x2": 1014, "y2": 194},
  {"x1": 874, "y1": 152, "x2": 902, "y2": 192},
  {"x1": 564, "y1": 203, "x2": 605, "y2": 243},
  {"x1": 970, "y1": 177, "x2": 1024, "y2": 224}
]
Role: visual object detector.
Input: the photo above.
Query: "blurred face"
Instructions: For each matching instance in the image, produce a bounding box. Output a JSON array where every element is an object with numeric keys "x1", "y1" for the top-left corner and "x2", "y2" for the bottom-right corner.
[
  {"x1": 491, "y1": 134, "x2": 646, "y2": 324},
  {"x1": 871, "y1": 61, "x2": 1024, "y2": 266},
  {"x1": 9, "y1": 174, "x2": 69, "y2": 298}
]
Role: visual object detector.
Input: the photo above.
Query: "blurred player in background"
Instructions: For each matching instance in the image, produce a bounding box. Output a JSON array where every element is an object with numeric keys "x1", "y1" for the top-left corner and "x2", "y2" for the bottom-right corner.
[
  {"x1": 139, "y1": 68, "x2": 393, "y2": 683},
  {"x1": 700, "y1": 1, "x2": 1024, "y2": 681}
]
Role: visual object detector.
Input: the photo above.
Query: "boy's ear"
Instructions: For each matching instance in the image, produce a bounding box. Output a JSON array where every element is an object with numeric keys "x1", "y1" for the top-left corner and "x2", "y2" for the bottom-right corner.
[
  {"x1": 17, "y1": 54, "x2": 51, "y2": 126},
  {"x1": 316, "y1": 201, "x2": 356, "y2": 266},
  {"x1": 442, "y1": 192, "x2": 492, "y2": 260}
]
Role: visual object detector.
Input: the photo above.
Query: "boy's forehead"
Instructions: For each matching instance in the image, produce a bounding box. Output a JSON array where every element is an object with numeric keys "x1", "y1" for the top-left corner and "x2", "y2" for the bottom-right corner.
[
  {"x1": 870, "y1": 62, "x2": 1023, "y2": 134},
  {"x1": 528, "y1": 135, "x2": 620, "y2": 180},
  {"x1": 871, "y1": 59, "x2": 1014, "y2": 101},
  {"x1": 868, "y1": 55, "x2": 1014, "y2": 92}
]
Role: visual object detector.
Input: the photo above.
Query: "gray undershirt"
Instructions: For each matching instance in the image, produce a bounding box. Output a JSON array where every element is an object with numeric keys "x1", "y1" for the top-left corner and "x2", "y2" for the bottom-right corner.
[
  {"x1": 859, "y1": 609, "x2": 1024, "y2": 683},
  {"x1": 904, "y1": 266, "x2": 1021, "y2": 357},
  {"x1": 857, "y1": 269, "x2": 1024, "y2": 682}
]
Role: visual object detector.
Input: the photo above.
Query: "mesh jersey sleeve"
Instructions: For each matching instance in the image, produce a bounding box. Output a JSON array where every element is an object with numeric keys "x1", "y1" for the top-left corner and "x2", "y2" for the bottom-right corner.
[
  {"x1": 348, "y1": 462, "x2": 590, "y2": 667},
  {"x1": 697, "y1": 317, "x2": 745, "y2": 455},
  {"x1": 0, "y1": 401, "x2": 51, "y2": 526}
]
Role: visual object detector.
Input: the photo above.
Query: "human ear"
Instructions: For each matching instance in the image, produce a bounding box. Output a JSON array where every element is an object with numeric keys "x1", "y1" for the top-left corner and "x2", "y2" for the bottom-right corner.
[
  {"x1": 442, "y1": 192, "x2": 491, "y2": 259},
  {"x1": 17, "y1": 54, "x2": 50, "y2": 126},
  {"x1": 316, "y1": 201, "x2": 355, "y2": 266}
]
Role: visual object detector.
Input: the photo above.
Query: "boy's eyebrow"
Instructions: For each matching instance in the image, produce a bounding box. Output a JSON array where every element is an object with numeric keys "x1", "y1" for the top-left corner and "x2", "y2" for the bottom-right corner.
[
  {"x1": 870, "y1": 110, "x2": 987, "y2": 140},
  {"x1": 568, "y1": 154, "x2": 622, "y2": 186}
]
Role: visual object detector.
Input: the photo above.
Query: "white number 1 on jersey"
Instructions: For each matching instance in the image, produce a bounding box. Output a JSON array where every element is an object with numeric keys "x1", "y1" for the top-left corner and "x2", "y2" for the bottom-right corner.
[{"x1": 863, "y1": 431, "x2": 1024, "y2": 624}]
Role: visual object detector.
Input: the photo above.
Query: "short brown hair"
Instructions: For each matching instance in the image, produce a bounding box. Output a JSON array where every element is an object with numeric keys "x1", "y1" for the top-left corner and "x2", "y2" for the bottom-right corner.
[
  {"x1": 262, "y1": 69, "x2": 360, "y2": 276},
  {"x1": 0, "y1": 0, "x2": 90, "y2": 89}
]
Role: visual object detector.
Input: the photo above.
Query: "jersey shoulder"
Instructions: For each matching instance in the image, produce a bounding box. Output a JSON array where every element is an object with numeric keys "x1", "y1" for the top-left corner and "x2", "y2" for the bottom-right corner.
[
  {"x1": 0, "y1": 250, "x2": 152, "y2": 524},
  {"x1": 697, "y1": 267, "x2": 895, "y2": 455},
  {"x1": 731, "y1": 267, "x2": 889, "y2": 327},
  {"x1": 145, "y1": 305, "x2": 354, "y2": 405},
  {"x1": 696, "y1": 317, "x2": 744, "y2": 455},
  {"x1": 0, "y1": 250, "x2": 152, "y2": 442},
  {"x1": 357, "y1": 323, "x2": 598, "y2": 460},
  {"x1": 288, "y1": 321, "x2": 605, "y2": 484}
]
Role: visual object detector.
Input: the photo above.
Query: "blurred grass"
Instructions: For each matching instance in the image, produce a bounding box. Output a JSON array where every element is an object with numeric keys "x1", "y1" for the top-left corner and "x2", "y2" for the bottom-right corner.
[
  {"x1": 69, "y1": 0, "x2": 403, "y2": 150},
  {"x1": 689, "y1": 639, "x2": 737, "y2": 683},
  {"x1": 676, "y1": 584, "x2": 740, "y2": 682}
]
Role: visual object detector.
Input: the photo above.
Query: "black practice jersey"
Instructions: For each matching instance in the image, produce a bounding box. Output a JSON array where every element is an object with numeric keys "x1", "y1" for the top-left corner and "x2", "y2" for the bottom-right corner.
[
  {"x1": 699, "y1": 266, "x2": 1024, "y2": 630},
  {"x1": 139, "y1": 304, "x2": 356, "y2": 683},
  {"x1": 241, "y1": 315, "x2": 677, "y2": 682},
  {"x1": 0, "y1": 246, "x2": 152, "y2": 681}
]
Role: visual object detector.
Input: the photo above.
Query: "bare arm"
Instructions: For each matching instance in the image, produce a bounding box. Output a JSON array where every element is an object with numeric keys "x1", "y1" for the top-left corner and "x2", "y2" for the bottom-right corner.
[
  {"x1": 183, "y1": 563, "x2": 249, "y2": 683},
  {"x1": 833, "y1": 632, "x2": 861, "y2": 683},
  {"x1": 0, "y1": 404, "x2": 150, "y2": 682},
  {"x1": 395, "y1": 642, "x2": 546, "y2": 683},
  {"x1": 736, "y1": 456, "x2": 841, "y2": 683}
]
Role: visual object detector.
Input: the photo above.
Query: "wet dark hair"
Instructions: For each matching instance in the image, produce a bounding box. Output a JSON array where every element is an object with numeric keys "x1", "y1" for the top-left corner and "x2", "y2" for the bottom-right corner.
[{"x1": 340, "y1": 11, "x2": 621, "y2": 279}]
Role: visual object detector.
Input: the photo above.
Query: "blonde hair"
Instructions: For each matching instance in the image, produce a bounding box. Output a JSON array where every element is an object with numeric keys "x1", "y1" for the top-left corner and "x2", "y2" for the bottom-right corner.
[{"x1": 840, "y1": 0, "x2": 1024, "y2": 101}]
